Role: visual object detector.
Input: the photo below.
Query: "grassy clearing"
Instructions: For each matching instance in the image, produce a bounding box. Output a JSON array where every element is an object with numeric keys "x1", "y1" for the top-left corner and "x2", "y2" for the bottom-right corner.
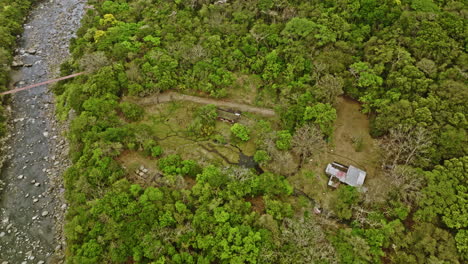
[
  {"x1": 117, "y1": 98, "x2": 274, "y2": 183},
  {"x1": 120, "y1": 95, "x2": 387, "y2": 209},
  {"x1": 228, "y1": 73, "x2": 263, "y2": 106},
  {"x1": 117, "y1": 150, "x2": 161, "y2": 188},
  {"x1": 288, "y1": 96, "x2": 388, "y2": 211}
]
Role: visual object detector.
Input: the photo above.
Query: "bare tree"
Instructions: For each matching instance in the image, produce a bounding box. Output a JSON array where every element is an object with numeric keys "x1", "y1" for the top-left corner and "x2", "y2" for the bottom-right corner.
[
  {"x1": 78, "y1": 51, "x2": 110, "y2": 73},
  {"x1": 352, "y1": 205, "x2": 384, "y2": 228},
  {"x1": 292, "y1": 124, "x2": 326, "y2": 168},
  {"x1": 261, "y1": 135, "x2": 297, "y2": 176},
  {"x1": 381, "y1": 125, "x2": 432, "y2": 168},
  {"x1": 223, "y1": 166, "x2": 254, "y2": 182},
  {"x1": 276, "y1": 217, "x2": 339, "y2": 264},
  {"x1": 312, "y1": 60, "x2": 328, "y2": 80},
  {"x1": 385, "y1": 165, "x2": 425, "y2": 206},
  {"x1": 314, "y1": 74, "x2": 344, "y2": 105}
]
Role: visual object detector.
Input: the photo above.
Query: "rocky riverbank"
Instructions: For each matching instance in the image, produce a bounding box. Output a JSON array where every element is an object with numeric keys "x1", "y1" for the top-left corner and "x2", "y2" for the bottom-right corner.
[{"x1": 0, "y1": 0, "x2": 85, "y2": 263}]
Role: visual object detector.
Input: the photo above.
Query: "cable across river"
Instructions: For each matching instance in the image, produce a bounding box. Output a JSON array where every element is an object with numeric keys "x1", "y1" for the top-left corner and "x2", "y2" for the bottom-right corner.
[{"x1": 0, "y1": 72, "x2": 85, "y2": 95}]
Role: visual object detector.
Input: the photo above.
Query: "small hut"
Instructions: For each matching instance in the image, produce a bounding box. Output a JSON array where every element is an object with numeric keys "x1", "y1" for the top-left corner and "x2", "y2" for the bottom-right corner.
[{"x1": 326, "y1": 162, "x2": 366, "y2": 188}]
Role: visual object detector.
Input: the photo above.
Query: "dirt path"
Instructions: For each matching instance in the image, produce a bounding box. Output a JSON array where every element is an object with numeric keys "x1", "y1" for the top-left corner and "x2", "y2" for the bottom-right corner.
[{"x1": 127, "y1": 92, "x2": 277, "y2": 117}]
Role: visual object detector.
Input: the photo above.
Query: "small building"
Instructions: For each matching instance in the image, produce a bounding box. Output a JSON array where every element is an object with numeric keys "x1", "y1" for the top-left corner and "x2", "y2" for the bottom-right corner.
[
  {"x1": 326, "y1": 162, "x2": 366, "y2": 188},
  {"x1": 216, "y1": 108, "x2": 241, "y2": 123}
]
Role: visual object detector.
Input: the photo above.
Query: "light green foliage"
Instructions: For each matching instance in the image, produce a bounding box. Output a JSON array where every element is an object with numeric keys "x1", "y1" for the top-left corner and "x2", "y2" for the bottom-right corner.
[
  {"x1": 275, "y1": 130, "x2": 292, "y2": 150},
  {"x1": 350, "y1": 62, "x2": 383, "y2": 89},
  {"x1": 282, "y1": 17, "x2": 316, "y2": 39},
  {"x1": 411, "y1": 0, "x2": 440, "y2": 12},
  {"x1": 255, "y1": 172, "x2": 293, "y2": 196},
  {"x1": 303, "y1": 103, "x2": 337, "y2": 137},
  {"x1": 142, "y1": 139, "x2": 163, "y2": 157},
  {"x1": 230, "y1": 123, "x2": 250, "y2": 141},
  {"x1": 158, "y1": 154, "x2": 200, "y2": 177},
  {"x1": 264, "y1": 196, "x2": 293, "y2": 221},
  {"x1": 196, "y1": 165, "x2": 228, "y2": 188},
  {"x1": 99, "y1": 14, "x2": 118, "y2": 27},
  {"x1": 417, "y1": 157, "x2": 467, "y2": 229},
  {"x1": 417, "y1": 157, "x2": 467, "y2": 258},
  {"x1": 455, "y1": 230, "x2": 468, "y2": 260},
  {"x1": 253, "y1": 150, "x2": 270, "y2": 164},
  {"x1": 119, "y1": 101, "x2": 144, "y2": 122}
]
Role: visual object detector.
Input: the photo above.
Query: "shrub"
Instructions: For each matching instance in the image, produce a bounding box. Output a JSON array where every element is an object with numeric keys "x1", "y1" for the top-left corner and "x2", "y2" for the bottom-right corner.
[
  {"x1": 231, "y1": 123, "x2": 250, "y2": 141},
  {"x1": 254, "y1": 150, "x2": 271, "y2": 164},
  {"x1": 275, "y1": 130, "x2": 292, "y2": 150},
  {"x1": 119, "y1": 102, "x2": 144, "y2": 121},
  {"x1": 143, "y1": 139, "x2": 162, "y2": 157},
  {"x1": 150, "y1": 145, "x2": 163, "y2": 157}
]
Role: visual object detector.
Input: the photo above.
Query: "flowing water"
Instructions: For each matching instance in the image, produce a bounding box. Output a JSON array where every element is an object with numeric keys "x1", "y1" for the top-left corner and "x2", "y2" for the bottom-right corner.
[{"x1": 0, "y1": 0, "x2": 85, "y2": 263}]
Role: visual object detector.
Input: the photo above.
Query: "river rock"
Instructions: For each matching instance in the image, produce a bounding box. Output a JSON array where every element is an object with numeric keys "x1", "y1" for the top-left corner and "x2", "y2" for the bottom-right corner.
[
  {"x1": 12, "y1": 60, "x2": 24, "y2": 67},
  {"x1": 41, "y1": 211, "x2": 49, "y2": 217},
  {"x1": 26, "y1": 48, "x2": 37, "y2": 54}
]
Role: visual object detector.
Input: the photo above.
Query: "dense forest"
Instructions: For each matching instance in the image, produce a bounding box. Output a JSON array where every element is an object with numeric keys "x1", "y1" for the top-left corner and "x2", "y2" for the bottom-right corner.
[
  {"x1": 0, "y1": 0, "x2": 34, "y2": 136},
  {"x1": 9, "y1": 0, "x2": 465, "y2": 263}
]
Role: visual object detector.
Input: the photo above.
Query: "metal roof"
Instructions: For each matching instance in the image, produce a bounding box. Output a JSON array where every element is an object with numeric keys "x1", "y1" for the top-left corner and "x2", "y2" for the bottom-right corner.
[
  {"x1": 344, "y1": 165, "x2": 366, "y2": 187},
  {"x1": 326, "y1": 163, "x2": 367, "y2": 187}
]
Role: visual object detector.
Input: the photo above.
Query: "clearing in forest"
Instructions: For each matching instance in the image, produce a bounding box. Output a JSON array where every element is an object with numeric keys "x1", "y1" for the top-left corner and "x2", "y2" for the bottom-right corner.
[
  {"x1": 117, "y1": 99, "x2": 272, "y2": 186},
  {"x1": 289, "y1": 96, "x2": 388, "y2": 208}
]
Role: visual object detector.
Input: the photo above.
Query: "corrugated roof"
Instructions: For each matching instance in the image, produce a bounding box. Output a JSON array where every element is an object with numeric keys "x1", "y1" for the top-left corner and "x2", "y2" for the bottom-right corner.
[
  {"x1": 344, "y1": 165, "x2": 366, "y2": 187},
  {"x1": 326, "y1": 163, "x2": 367, "y2": 187}
]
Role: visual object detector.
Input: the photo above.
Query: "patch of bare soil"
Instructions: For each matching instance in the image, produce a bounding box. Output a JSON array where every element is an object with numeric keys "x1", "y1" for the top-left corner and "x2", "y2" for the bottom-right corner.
[
  {"x1": 116, "y1": 150, "x2": 161, "y2": 188},
  {"x1": 331, "y1": 96, "x2": 379, "y2": 172},
  {"x1": 246, "y1": 196, "x2": 265, "y2": 214}
]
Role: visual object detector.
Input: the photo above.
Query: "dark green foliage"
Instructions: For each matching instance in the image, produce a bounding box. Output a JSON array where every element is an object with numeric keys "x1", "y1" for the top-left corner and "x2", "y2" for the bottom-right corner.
[{"x1": 332, "y1": 185, "x2": 360, "y2": 220}]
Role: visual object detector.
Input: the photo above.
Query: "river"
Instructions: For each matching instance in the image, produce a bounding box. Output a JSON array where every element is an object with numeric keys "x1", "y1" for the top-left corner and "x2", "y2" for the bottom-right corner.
[{"x1": 0, "y1": 0, "x2": 85, "y2": 263}]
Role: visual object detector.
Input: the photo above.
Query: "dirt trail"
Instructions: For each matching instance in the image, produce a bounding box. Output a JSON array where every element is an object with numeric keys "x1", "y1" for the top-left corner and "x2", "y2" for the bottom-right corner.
[{"x1": 128, "y1": 92, "x2": 277, "y2": 117}]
